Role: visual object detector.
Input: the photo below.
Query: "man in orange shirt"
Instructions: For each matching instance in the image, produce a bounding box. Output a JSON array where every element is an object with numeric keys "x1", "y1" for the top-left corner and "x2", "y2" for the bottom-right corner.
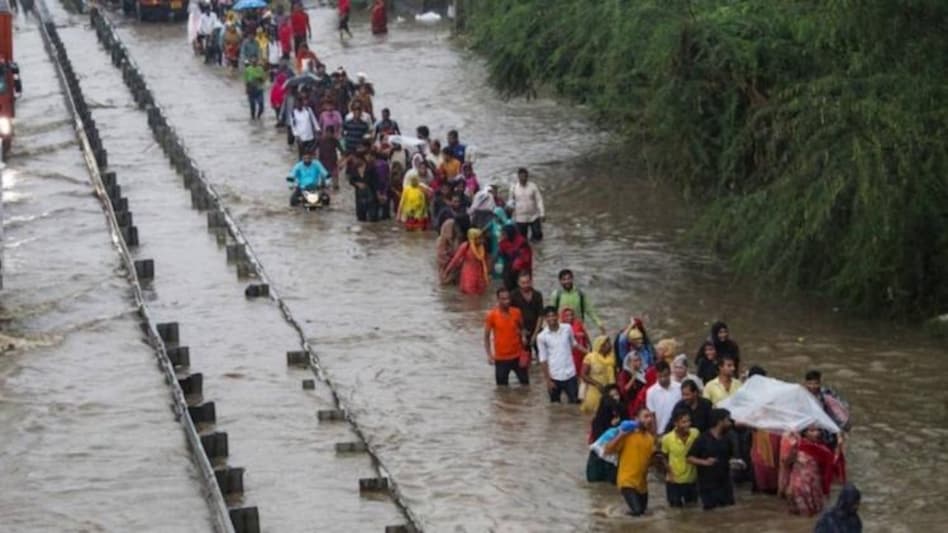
[{"x1": 484, "y1": 288, "x2": 529, "y2": 386}]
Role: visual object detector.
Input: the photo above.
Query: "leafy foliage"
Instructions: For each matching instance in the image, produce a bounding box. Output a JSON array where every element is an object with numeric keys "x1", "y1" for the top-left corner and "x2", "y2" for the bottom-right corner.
[{"x1": 467, "y1": 0, "x2": 948, "y2": 317}]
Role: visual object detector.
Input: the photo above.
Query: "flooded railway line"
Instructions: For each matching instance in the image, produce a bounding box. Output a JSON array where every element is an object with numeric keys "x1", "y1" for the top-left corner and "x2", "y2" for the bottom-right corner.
[{"x1": 30, "y1": 1, "x2": 420, "y2": 531}]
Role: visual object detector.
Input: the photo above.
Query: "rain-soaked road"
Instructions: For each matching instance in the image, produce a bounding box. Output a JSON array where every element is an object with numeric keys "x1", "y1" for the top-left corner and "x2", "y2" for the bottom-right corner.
[
  {"x1": 5, "y1": 1, "x2": 948, "y2": 532},
  {"x1": 0, "y1": 15, "x2": 212, "y2": 532}
]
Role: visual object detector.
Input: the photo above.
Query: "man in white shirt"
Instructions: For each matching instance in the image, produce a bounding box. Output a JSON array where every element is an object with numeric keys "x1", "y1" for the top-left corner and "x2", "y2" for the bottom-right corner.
[
  {"x1": 290, "y1": 99, "x2": 319, "y2": 159},
  {"x1": 537, "y1": 306, "x2": 584, "y2": 404},
  {"x1": 646, "y1": 360, "x2": 681, "y2": 435},
  {"x1": 510, "y1": 167, "x2": 545, "y2": 242},
  {"x1": 197, "y1": 5, "x2": 219, "y2": 50}
]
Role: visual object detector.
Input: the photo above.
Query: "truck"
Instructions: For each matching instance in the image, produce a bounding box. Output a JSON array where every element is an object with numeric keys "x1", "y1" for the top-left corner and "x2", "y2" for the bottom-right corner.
[{"x1": 122, "y1": 0, "x2": 188, "y2": 22}]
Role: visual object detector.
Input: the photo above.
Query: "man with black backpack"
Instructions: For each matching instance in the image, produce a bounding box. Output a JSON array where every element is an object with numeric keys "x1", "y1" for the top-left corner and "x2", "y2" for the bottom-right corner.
[{"x1": 551, "y1": 269, "x2": 605, "y2": 336}]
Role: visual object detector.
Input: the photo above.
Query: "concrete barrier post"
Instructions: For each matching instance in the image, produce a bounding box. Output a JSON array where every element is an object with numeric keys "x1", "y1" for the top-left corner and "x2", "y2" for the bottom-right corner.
[
  {"x1": 133, "y1": 258, "x2": 153, "y2": 280},
  {"x1": 200, "y1": 431, "x2": 229, "y2": 461},
  {"x1": 167, "y1": 346, "x2": 190, "y2": 367},
  {"x1": 156, "y1": 322, "x2": 180, "y2": 345},
  {"x1": 229, "y1": 507, "x2": 260, "y2": 533}
]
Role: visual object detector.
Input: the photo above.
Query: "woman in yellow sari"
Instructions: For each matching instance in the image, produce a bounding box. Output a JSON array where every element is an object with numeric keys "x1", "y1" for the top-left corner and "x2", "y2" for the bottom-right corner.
[
  {"x1": 580, "y1": 336, "x2": 617, "y2": 415},
  {"x1": 396, "y1": 174, "x2": 429, "y2": 230}
]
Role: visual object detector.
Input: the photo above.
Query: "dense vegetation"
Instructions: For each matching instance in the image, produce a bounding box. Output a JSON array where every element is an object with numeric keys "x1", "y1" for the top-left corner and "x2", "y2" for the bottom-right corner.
[{"x1": 466, "y1": 0, "x2": 948, "y2": 318}]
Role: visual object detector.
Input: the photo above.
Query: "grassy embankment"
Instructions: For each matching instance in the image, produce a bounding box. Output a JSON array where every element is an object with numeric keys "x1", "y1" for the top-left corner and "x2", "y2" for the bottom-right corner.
[{"x1": 465, "y1": 0, "x2": 948, "y2": 320}]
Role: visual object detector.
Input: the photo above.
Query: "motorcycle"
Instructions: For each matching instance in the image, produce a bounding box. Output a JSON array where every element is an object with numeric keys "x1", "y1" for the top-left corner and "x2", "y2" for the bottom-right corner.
[{"x1": 288, "y1": 178, "x2": 331, "y2": 211}]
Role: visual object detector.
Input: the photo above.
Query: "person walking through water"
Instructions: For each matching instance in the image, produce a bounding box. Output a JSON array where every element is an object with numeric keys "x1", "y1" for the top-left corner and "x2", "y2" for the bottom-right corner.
[
  {"x1": 498, "y1": 225, "x2": 532, "y2": 291},
  {"x1": 243, "y1": 60, "x2": 266, "y2": 120},
  {"x1": 552, "y1": 269, "x2": 606, "y2": 336},
  {"x1": 442, "y1": 228, "x2": 490, "y2": 295},
  {"x1": 290, "y1": 98, "x2": 320, "y2": 159},
  {"x1": 290, "y1": 2, "x2": 310, "y2": 53},
  {"x1": 338, "y1": 0, "x2": 353, "y2": 39},
  {"x1": 484, "y1": 288, "x2": 528, "y2": 386},
  {"x1": 779, "y1": 425, "x2": 841, "y2": 517},
  {"x1": 687, "y1": 408, "x2": 737, "y2": 510},
  {"x1": 604, "y1": 408, "x2": 657, "y2": 517},
  {"x1": 510, "y1": 272, "x2": 544, "y2": 352},
  {"x1": 661, "y1": 409, "x2": 700, "y2": 507},
  {"x1": 537, "y1": 306, "x2": 584, "y2": 404},
  {"x1": 371, "y1": 0, "x2": 387, "y2": 35},
  {"x1": 814, "y1": 484, "x2": 862, "y2": 533},
  {"x1": 347, "y1": 154, "x2": 379, "y2": 222},
  {"x1": 510, "y1": 167, "x2": 545, "y2": 242},
  {"x1": 580, "y1": 336, "x2": 617, "y2": 415}
]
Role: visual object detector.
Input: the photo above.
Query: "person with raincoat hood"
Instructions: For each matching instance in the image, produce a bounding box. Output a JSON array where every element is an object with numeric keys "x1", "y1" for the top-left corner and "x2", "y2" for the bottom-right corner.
[{"x1": 814, "y1": 484, "x2": 862, "y2": 533}]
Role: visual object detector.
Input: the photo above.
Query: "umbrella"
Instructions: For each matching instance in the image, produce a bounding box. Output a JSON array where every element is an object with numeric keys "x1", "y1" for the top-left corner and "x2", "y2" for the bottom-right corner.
[
  {"x1": 282, "y1": 73, "x2": 320, "y2": 92},
  {"x1": 386, "y1": 135, "x2": 427, "y2": 147},
  {"x1": 718, "y1": 376, "x2": 841, "y2": 434},
  {"x1": 233, "y1": 0, "x2": 267, "y2": 11}
]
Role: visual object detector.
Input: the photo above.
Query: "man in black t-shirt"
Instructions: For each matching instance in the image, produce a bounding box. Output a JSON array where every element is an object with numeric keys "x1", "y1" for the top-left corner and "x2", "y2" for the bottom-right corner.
[
  {"x1": 510, "y1": 272, "x2": 544, "y2": 351},
  {"x1": 687, "y1": 408, "x2": 737, "y2": 510}
]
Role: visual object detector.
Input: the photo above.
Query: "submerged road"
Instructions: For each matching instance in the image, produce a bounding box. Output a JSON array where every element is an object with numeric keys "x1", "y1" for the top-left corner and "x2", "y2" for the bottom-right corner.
[
  {"x1": 0, "y1": 15, "x2": 212, "y2": 532},
  {"x1": 2, "y1": 2, "x2": 947, "y2": 532}
]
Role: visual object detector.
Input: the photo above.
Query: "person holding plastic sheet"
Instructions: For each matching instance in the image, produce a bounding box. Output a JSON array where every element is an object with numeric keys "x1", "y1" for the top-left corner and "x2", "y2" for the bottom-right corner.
[
  {"x1": 687, "y1": 408, "x2": 739, "y2": 510},
  {"x1": 604, "y1": 409, "x2": 657, "y2": 517}
]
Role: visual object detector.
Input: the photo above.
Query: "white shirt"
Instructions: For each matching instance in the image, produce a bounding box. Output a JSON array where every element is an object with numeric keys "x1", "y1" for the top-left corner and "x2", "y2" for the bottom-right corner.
[
  {"x1": 267, "y1": 39, "x2": 282, "y2": 64},
  {"x1": 646, "y1": 381, "x2": 682, "y2": 435},
  {"x1": 198, "y1": 13, "x2": 219, "y2": 36},
  {"x1": 291, "y1": 108, "x2": 319, "y2": 142},
  {"x1": 510, "y1": 181, "x2": 545, "y2": 223},
  {"x1": 537, "y1": 326, "x2": 576, "y2": 381}
]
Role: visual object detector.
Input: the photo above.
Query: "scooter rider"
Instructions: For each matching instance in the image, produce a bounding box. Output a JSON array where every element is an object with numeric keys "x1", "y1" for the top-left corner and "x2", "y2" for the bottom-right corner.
[{"x1": 288, "y1": 151, "x2": 330, "y2": 207}]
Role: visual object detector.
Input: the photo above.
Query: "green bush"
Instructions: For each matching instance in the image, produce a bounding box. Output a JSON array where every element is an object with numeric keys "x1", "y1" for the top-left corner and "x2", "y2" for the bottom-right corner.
[{"x1": 467, "y1": 0, "x2": 948, "y2": 318}]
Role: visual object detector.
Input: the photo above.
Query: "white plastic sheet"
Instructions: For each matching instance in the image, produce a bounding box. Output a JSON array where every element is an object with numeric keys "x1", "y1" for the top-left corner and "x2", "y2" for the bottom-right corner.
[{"x1": 718, "y1": 376, "x2": 841, "y2": 434}]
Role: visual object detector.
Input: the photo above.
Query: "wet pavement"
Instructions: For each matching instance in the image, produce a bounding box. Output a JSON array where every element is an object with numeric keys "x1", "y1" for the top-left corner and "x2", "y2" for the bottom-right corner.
[{"x1": 3, "y1": 2, "x2": 947, "y2": 532}]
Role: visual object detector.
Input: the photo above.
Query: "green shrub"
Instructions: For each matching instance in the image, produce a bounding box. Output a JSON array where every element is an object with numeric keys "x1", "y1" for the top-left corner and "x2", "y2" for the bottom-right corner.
[{"x1": 467, "y1": 0, "x2": 948, "y2": 318}]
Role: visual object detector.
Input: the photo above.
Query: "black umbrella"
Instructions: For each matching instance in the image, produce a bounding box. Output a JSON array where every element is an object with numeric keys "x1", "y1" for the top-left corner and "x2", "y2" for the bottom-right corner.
[{"x1": 282, "y1": 72, "x2": 320, "y2": 92}]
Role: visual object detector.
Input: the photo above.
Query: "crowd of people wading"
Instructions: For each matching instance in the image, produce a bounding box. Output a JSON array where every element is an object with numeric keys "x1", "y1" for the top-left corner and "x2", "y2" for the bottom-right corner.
[{"x1": 187, "y1": 3, "x2": 863, "y2": 530}]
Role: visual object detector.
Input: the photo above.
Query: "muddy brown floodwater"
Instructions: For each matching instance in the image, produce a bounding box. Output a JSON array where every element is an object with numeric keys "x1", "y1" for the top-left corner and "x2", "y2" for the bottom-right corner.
[
  {"x1": 6, "y1": 2, "x2": 948, "y2": 532},
  {"x1": 0, "y1": 15, "x2": 213, "y2": 532}
]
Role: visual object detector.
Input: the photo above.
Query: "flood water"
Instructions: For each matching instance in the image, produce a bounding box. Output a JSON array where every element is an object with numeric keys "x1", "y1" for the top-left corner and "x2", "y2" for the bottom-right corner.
[
  {"x1": 0, "y1": 15, "x2": 212, "y2": 532},
  {"x1": 5, "y1": 2, "x2": 948, "y2": 532}
]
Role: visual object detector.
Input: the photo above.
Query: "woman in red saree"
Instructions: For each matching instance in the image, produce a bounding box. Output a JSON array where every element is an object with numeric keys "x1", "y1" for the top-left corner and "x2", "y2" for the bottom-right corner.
[
  {"x1": 371, "y1": 0, "x2": 387, "y2": 35},
  {"x1": 779, "y1": 426, "x2": 844, "y2": 516},
  {"x1": 441, "y1": 228, "x2": 489, "y2": 294},
  {"x1": 560, "y1": 308, "x2": 590, "y2": 376}
]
